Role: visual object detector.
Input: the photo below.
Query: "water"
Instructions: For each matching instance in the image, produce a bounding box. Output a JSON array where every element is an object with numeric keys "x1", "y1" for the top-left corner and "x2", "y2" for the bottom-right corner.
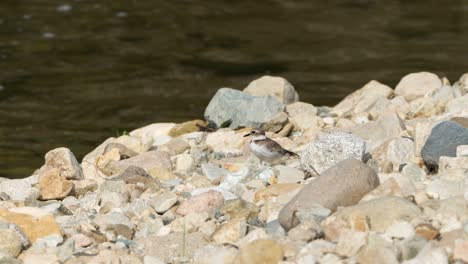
[{"x1": 1, "y1": 0, "x2": 467, "y2": 178}]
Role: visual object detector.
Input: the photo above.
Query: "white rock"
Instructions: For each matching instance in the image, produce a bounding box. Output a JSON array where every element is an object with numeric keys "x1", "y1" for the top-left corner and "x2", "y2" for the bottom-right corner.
[
  {"x1": 395, "y1": 72, "x2": 442, "y2": 101},
  {"x1": 0, "y1": 175, "x2": 39, "y2": 201},
  {"x1": 402, "y1": 243, "x2": 448, "y2": 264},
  {"x1": 301, "y1": 132, "x2": 366, "y2": 174},
  {"x1": 426, "y1": 179, "x2": 465, "y2": 199},
  {"x1": 44, "y1": 147, "x2": 83, "y2": 180},
  {"x1": 175, "y1": 154, "x2": 194, "y2": 173},
  {"x1": 274, "y1": 165, "x2": 305, "y2": 183},
  {"x1": 129, "y1": 123, "x2": 175, "y2": 147},
  {"x1": 150, "y1": 192, "x2": 178, "y2": 214},
  {"x1": 143, "y1": 255, "x2": 165, "y2": 264},
  {"x1": 385, "y1": 221, "x2": 415, "y2": 239},
  {"x1": 205, "y1": 130, "x2": 245, "y2": 154},
  {"x1": 386, "y1": 137, "x2": 415, "y2": 167},
  {"x1": 335, "y1": 229, "x2": 367, "y2": 257}
]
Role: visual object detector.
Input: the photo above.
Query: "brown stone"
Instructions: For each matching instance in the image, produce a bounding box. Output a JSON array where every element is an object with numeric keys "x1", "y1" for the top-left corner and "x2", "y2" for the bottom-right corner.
[
  {"x1": 169, "y1": 119, "x2": 207, "y2": 137},
  {"x1": 0, "y1": 209, "x2": 62, "y2": 243},
  {"x1": 234, "y1": 239, "x2": 284, "y2": 264},
  {"x1": 39, "y1": 168, "x2": 73, "y2": 200},
  {"x1": 415, "y1": 224, "x2": 439, "y2": 240}
]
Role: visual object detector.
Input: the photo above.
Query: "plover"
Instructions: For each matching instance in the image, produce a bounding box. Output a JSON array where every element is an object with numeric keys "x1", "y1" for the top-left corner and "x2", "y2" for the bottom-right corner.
[{"x1": 244, "y1": 129, "x2": 299, "y2": 164}]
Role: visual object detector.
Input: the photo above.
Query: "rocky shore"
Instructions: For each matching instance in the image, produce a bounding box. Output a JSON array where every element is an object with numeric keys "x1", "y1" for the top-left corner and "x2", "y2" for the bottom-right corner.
[{"x1": 0, "y1": 72, "x2": 467, "y2": 264}]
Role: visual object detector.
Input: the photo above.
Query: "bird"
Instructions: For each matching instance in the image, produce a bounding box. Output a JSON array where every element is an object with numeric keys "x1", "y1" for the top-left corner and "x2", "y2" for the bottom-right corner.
[{"x1": 244, "y1": 129, "x2": 299, "y2": 164}]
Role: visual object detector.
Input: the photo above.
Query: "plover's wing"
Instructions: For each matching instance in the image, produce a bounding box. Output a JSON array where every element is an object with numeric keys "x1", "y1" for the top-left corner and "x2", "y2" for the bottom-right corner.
[{"x1": 254, "y1": 137, "x2": 299, "y2": 158}]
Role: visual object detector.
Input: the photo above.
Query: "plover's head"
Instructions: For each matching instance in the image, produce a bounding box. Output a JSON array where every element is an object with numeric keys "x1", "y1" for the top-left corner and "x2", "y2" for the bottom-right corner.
[{"x1": 243, "y1": 129, "x2": 265, "y2": 137}]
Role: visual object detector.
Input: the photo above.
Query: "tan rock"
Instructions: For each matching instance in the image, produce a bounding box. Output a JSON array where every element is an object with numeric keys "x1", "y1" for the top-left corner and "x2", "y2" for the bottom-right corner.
[
  {"x1": 415, "y1": 224, "x2": 439, "y2": 240},
  {"x1": 0, "y1": 209, "x2": 62, "y2": 243},
  {"x1": 286, "y1": 102, "x2": 319, "y2": 131},
  {"x1": 395, "y1": 72, "x2": 442, "y2": 101},
  {"x1": 176, "y1": 190, "x2": 224, "y2": 216},
  {"x1": 39, "y1": 168, "x2": 73, "y2": 200},
  {"x1": 454, "y1": 240, "x2": 468, "y2": 263},
  {"x1": 279, "y1": 159, "x2": 379, "y2": 231},
  {"x1": 43, "y1": 147, "x2": 83, "y2": 180},
  {"x1": 254, "y1": 183, "x2": 302, "y2": 204},
  {"x1": 168, "y1": 119, "x2": 206, "y2": 137},
  {"x1": 0, "y1": 229, "x2": 23, "y2": 258},
  {"x1": 244, "y1": 75, "x2": 299, "y2": 104},
  {"x1": 234, "y1": 239, "x2": 284, "y2": 264},
  {"x1": 148, "y1": 167, "x2": 176, "y2": 181},
  {"x1": 206, "y1": 130, "x2": 245, "y2": 154},
  {"x1": 212, "y1": 217, "x2": 247, "y2": 244},
  {"x1": 335, "y1": 229, "x2": 367, "y2": 257}
]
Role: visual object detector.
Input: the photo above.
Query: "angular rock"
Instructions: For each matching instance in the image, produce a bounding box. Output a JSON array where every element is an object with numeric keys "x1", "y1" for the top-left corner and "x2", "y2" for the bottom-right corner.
[
  {"x1": 150, "y1": 192, "x2": 178, "y2": 214},
  {"x1": 279, "y1": 159, "x2": 379, "y2": 231},
  {"x1": 103, "y1": 142, "x2": 138, "y2": 159},
  {"x1": 205, "y1": 130, "x2": 245, "y2": 154},
  {"x1": 415, "y1": 224, "x2": 439, "y2": 240},
  {"x1": 402, "y1": 243, "x2": 448, "y2": 264},
  {"x1": 425, "y1": 179, "x2": 465, "y2": 199},
  {"x1": 421, "y1": 121, "x2": 468, "y2": 169},
  {"x1": 211, "y1": 217, "x2": 247, "y2": 244},
  {"x1": 395, "y1": 72, "x2": 442, "y2": 101},
  {"x1": 333, "y1": 80, "x2": 393, "y2": 115},
  {"x1": 176, "y1": 190, "x2": 224, "y2": 216},
  {"x1": 335, "y1": 229, "x2": 367, "y2": 257},
  {"x1": 129, "y1": 122, "x2": 175, "y2": 147},
  {"x1": 118, "y1": 151, "x2": 172, "y2": 173},
  {"x1": 286, "y1": 102, "x2": 319, "y2": 131},
  {"x1": 261, "y1": 112, "x2": 289, "y2": 133},
  {"x1": 235, "y1": 239, "x2": 284, "y2": 264},
  {"x1": 43, "y1": 147, "x2": 83, "y2": 180},
  {"x1": 357, "y1": 234, "x2": 399, "y2": 264},
  {"x1": 0, "y1": 228, "x2": 23, "y2": 258},
  {"x1": 385, "y1": 221, "x2": 415, "y2": 240},
  {"x1": 446, "y1": 94, "x2": 468, "y2": 114},
  {"x1": 453, "y1": 240, "x2": 468, "y2": 263},
  {"x1": 0, "y1": 209, "x2": 62, "y2": 243},
  {"x1": 323, "y1": 196, "x2": 421, "y2": 241},
  {"x1": 0, "y1": 175, "x2": 39, "y2": 201},
  {"x1": 168, "y1": 119, "x2": 206, "y2": 137},
  {"x1": 204, "y1": 88, "x2": 285, "y2": 129},
  {"x1": 274, "y1": 165, "x2": 305, "y2": 183},
  {"x1": 244, "y1": 75, "x2": 299, "y2": 104},
  {"x1": 301, "y1": 132, "x2": 366, "y2": 174},
  {"x1": 39, "y1": 169, "x2": 73, "y2": 200}
]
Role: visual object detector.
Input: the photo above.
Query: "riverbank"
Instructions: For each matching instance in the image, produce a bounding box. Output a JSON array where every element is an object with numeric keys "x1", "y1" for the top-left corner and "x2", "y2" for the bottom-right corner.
[{"x1": 0, "y1": 72, "x2": 467, "y2": 263}]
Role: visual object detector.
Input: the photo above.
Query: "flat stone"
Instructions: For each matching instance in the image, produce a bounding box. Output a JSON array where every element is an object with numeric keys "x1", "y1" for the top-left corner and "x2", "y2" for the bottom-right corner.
[
  {"x1": 261, "y1": 112, "x2": 289, "y2": 133},
  {"x1": 322, "y1": 196, "x2": 421, "y2": 241},
  {"x1": 0, "y1": 209, "x2": 62, "y2": 243},
  {"x1": 103, "y1": 142, "x2": 138, "y2": 159},
  {"x1": 168, "y1": 119, "x2": 206, "y2": 137},
  {"x1": 211, "y1": 217, "x2": 247, "y2": 244},
  {"x1": 425, "y1": 179, "x2": 465, "y2": 199},
  {"x1": 0, "y1": 175, "x2": 39, "y2": 201},
  {"x1": 117, "y1": 151, "x2": 172, "y2": 172},
  {"x1": 453, "y1": 240, "x2": 468, "y2": 263},
  {"x1": 176, "y1": 190, "x2": 224, "y2": 216},
  {"x1": 150, "y1": 192, "x2": 178, "y2": 214},
  {"x1": 204, "y1": 88, "x2": 285, "y2": 129},
  {"x1": 205, "y1": 130, "x2": 245, "y2": 154},
  {"x1": 301, "y1": 132, "x2": 366, "y2": 174},
  {"x1": 415, "y1": 224, "x2": 439, "y2": 240},
  {"x1": 385, "y1": 221, "x2": 415, "y2": 240},
  {"x1": 235, "y1": 239, "x2": 284, "y2": 264},
  {"x1": 279, "y1": 159, "x2": 379, "y2": 231},
  {"x1": 129, "y1": 123, "x2": 175, "y2": 147},
  {"x1": 39, "y1": 168, "x2": 73, "y2": 200},
  {"x1": 201, "y1": 163, "x2": 229, "y2": 182},
  {"x1": 274, "y1": 165, "x2": 305, "y2": 183},
  {"x1": 395, "y1": 72, "x2": 442, "y2": 101},
  {"x1": 286, "y1": 102, "x2": 319, "y2": 131},
  {"x1": 421, "y1": 121, "x2": 468, "y2": 169}
]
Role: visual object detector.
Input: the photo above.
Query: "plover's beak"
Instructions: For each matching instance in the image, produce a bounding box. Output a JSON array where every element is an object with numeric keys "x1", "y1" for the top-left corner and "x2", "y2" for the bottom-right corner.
[{"x1": 243, "y1": 132, "x2": 251, "y2": 137}]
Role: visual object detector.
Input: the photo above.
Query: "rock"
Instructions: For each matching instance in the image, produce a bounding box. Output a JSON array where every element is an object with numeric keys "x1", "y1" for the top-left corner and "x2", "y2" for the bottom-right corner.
[
  {"x1": 333, "y1": 80, "x2": 393, "y2": 115},
  {"x1": 0, "y1": 228, "x2": 23, "y2": 258},
  {"x1": 425, "y1": 179, "x2": 465, "y2": 199},
  {"x1": 244, "y1": 75, "x2": 299, "y2": 104},
  {"x1": 402, "y1": 243, "x2": 448, "y2": 264},
  {"x1": 415, "y1": 224, "x2": 439, "y2": 240},
  {"x1": 438, "y1": 156, "x2": 468, "y2": 181},
  {"x1": 117, "y1": 151, "x2": 172, "y2": 173},
  {"x1": 457, "y1": 145, "x2": 468, "y2": 157},
  {"x1": 143, "y1": 255, "x2": 165, "y2": 264},
  {"x1": 0, "y1": 209, "x2": 62, "y2": 243},
  {"x1": 254, "y1": 183, "x2": 302, "y2": 204},
  {"x1": 150, "y1": 192, "x2": 178, "y2": 214},
  {"x1": 159, "y1": 138, "x2": 190, "y2": 156},
  {"x1": 205, "y1": 88, "x2": 285, "y2": 129},
  {"x1": 176, "y1": 190, "x2": 224, "y2": 216},
  {"x1": 235, "y1": 239, "x2": 283, "y2": 264},
  {"x1": 395, "y1": 72, "x2": 442, "y2": 101},
  {"x1": 385, "y1": 221, "x2": 415, "y2": 240},
  {"x1": 201, "y1": 163, "x2": 229, "y2": 183},
  {"x1": 351, "y1": 111, "x2": 406, "y2": 151},
  {"x1": 357, "y1": 234, "x2": 399, "y2": 264},
  {"x1": 285, "y1": 102, "x2": 319, "y2": 131},
  {"x1": 103, "y1": 142, "x2": 138, "y2": 159},
  {"x1": 261, "y1": 112, "x2": 289, "y2": 133},
  {"x1": 138, "y1": 232, "x2": 208, "y2": 263},
  {"x1": 113, "y1": 134, "x2": 148, "y2": 153},
  {"x1": 129, "y1": 122, "x2": 175, "y2": 146},
  {"x1": 39, "y1": 169, "x2": 73, "y2": 200},
  {"x1": 335, "y1": 229, "x2": 367, "y2": 257},
  {"x1": 301, "y1": 132, "x2": 366, "y2": 174},
  {"x1": 168, "y1": 119, "x2": 206, "y2": 137},
  {"x1": 296, "y1": 239, "x2": 336, "y2": 262},
  {"x1": 322, "y1": 196, "x2": 421, "y2": 241},
  {"x1": 0, "y1": 175, "x2": 39, "y2": 201},
  {"x1": 212, "y1": 217, "x2": 247, "y2": 244},
  {"x1": 169, "y1": 212, "x2": 209, "y2": 233},
  {"x1": 385, "y1": 137, "x2": 415, "y2": 168},
  {"x1": 43, "y1": 147, "x2": 83, "y2": 180},
  {"x1": 287, "y1": 221, "x2": 321, "y2": 242},
  {"x1": 192, "y1": 245, "x2": 237, "y2": 264},
  {"x1": 422, "y1": 121, "x2": 468, "y2": 169},
  {"x1": 205, "y1": 130, "x2": 245, "y2": 155},
  {"x1": 446, "y1": 94, "x2": 468, "y2": 114},
  {"x1": 273, "y1": 165, "x2": 305, "y2": 183},
  {"x1": 279, "y1": 159, "x2": 379, "y2": 231},
  {"x1": 453, "y1": 240, "x2": 468, "y2": 263}
]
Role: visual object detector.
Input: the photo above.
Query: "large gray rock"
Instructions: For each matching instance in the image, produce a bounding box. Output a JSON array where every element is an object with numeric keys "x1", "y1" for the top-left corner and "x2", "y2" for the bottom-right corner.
[
  {"x1": 279, "y1": 159, "x2": 379, "y2": 231},
  {"x1": 204, "y1": 88, "x2": 285, "y2": 129},
  {"x1": 301, "y1": 132, "x2": 366, "y2": 174},
  {"x1": 421, "y1": 121, "x2": 468, "y2": 169}
]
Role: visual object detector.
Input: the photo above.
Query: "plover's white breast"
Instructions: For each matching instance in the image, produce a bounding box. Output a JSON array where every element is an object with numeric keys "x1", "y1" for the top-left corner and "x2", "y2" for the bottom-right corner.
[{"x1": 249, "y1": 140, "x2": 283, "y2": 162}]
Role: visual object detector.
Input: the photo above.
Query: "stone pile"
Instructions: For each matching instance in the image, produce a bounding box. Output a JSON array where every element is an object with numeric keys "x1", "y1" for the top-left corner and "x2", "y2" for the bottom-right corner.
[{"x1": 0, "y1": 72, "x2": 467, "y2": 263}]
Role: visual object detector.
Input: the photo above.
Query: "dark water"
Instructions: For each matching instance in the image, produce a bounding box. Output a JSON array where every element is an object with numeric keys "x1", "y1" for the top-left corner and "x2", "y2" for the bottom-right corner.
[{"x1": 1, "y1": 0, "x2": 467, "y2": 178}]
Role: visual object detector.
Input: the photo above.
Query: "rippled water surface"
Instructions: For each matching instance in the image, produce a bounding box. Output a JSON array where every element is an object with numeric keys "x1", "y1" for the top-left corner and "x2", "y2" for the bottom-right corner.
[{"x1": 1, "y1": 0, "x2": 467, "y2": 178}]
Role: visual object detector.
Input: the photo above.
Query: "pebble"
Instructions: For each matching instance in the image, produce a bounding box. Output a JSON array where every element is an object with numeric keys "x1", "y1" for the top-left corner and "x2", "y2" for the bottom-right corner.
[{"x1": 150, "y1": 192, "x2": 178, "y2": 214}]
